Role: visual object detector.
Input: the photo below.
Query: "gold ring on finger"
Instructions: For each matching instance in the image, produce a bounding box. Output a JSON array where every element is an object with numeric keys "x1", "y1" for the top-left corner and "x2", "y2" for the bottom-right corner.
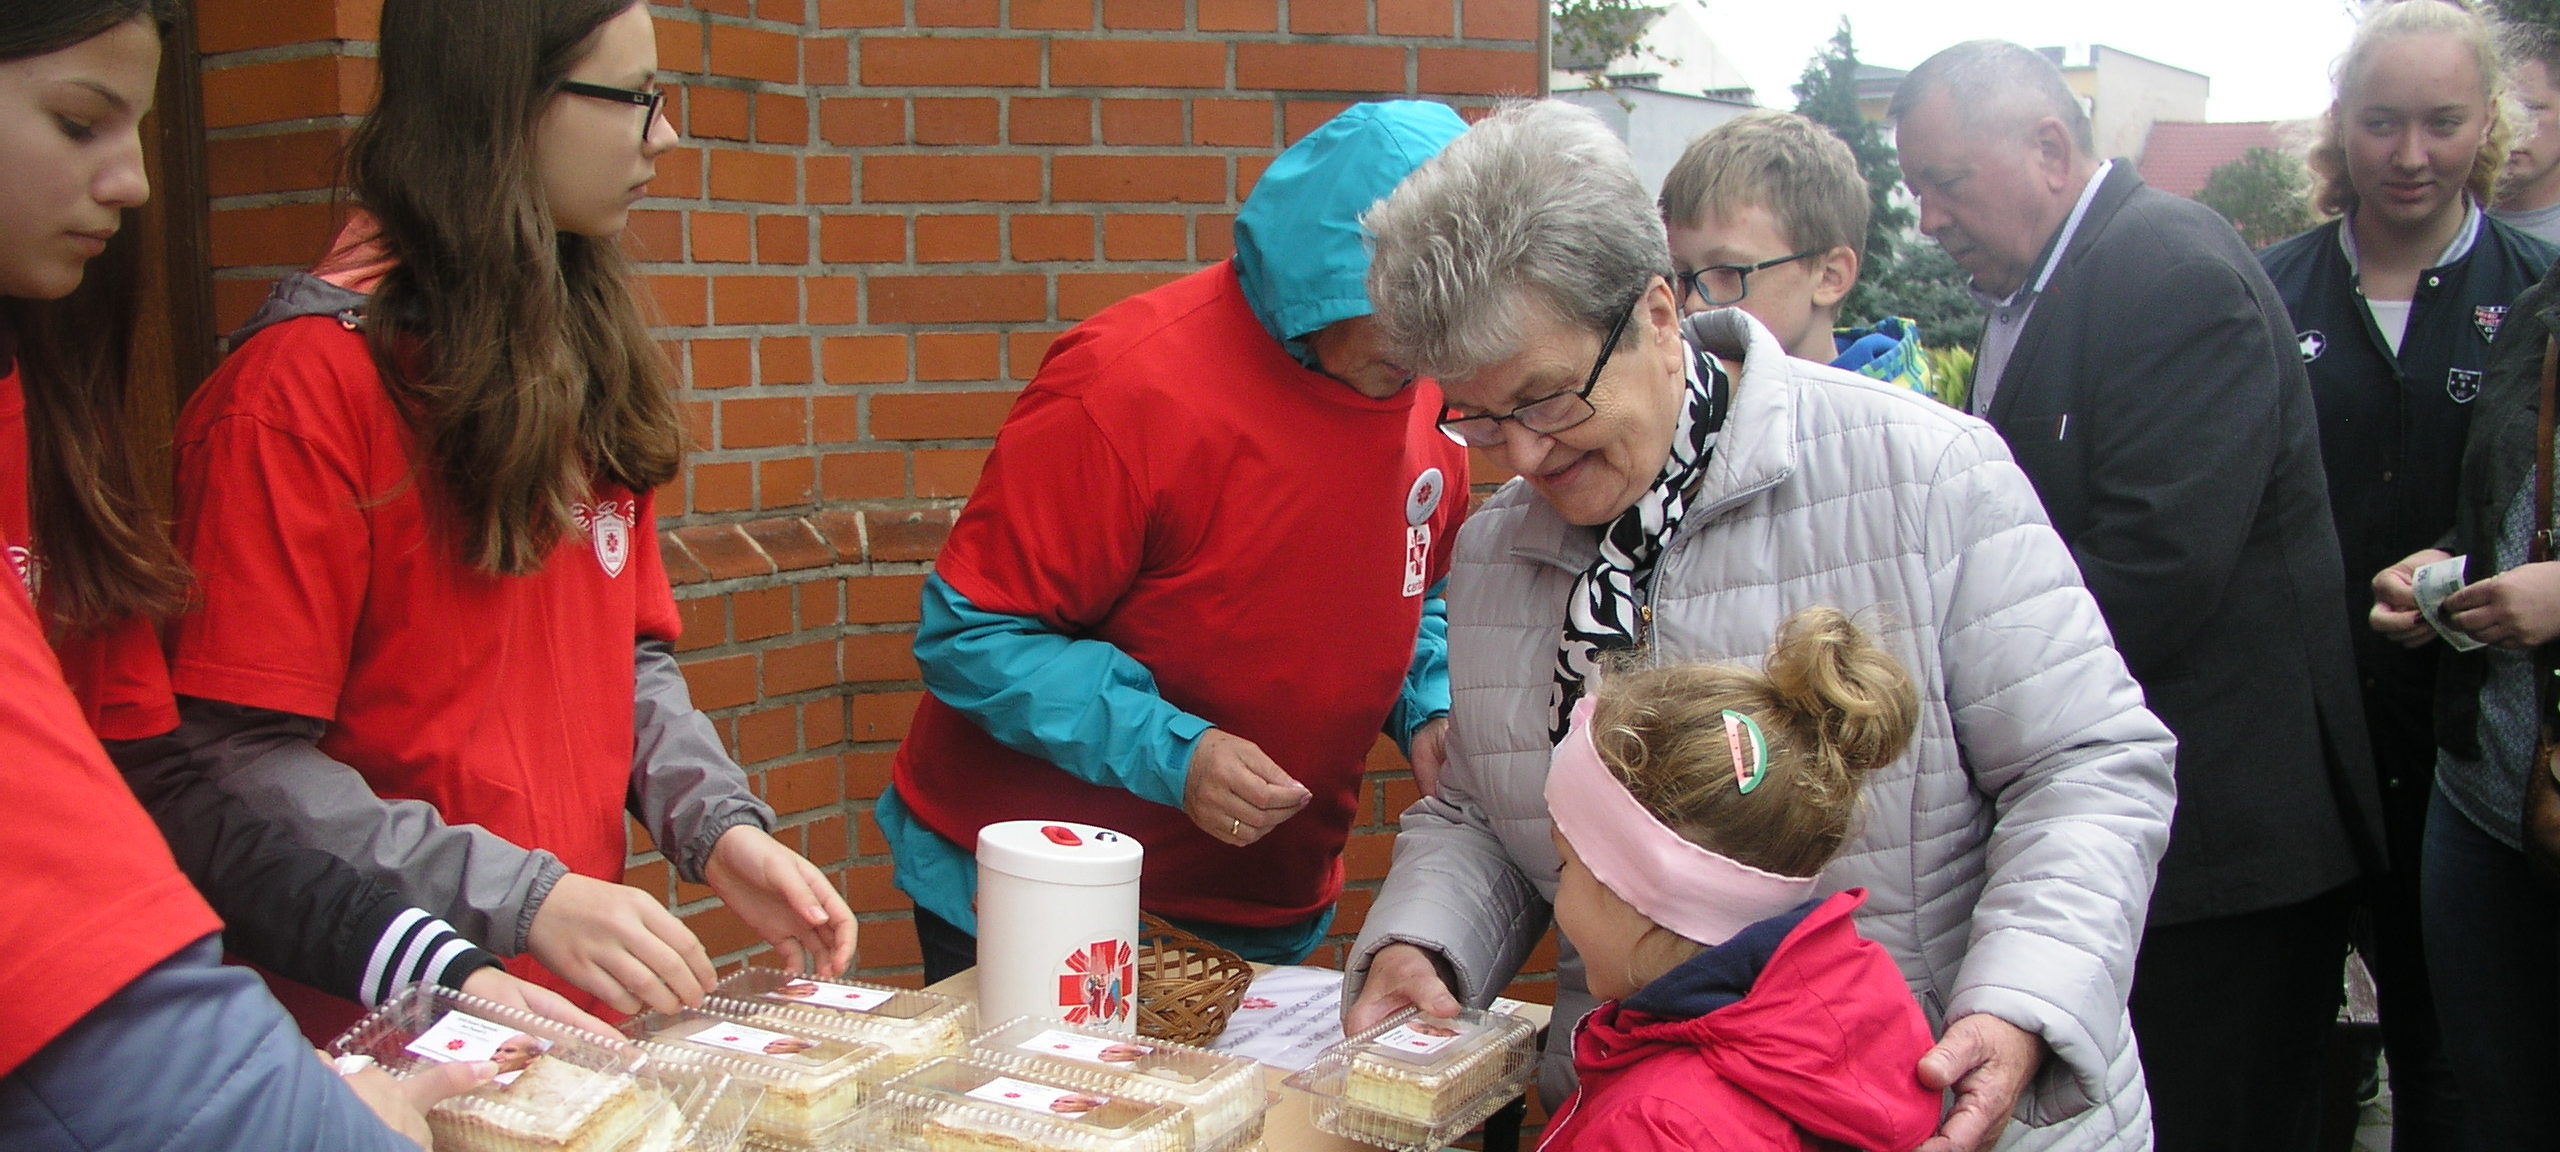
[{"x1": 1230, "y1": 817, "x2": 1243, "y2": 837}]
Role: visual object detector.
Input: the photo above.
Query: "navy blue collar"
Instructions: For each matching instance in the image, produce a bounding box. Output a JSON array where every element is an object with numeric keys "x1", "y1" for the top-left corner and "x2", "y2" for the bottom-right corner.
[{"x1": 1620, "y1": 899, "x2": 1818, "y2": 1020}]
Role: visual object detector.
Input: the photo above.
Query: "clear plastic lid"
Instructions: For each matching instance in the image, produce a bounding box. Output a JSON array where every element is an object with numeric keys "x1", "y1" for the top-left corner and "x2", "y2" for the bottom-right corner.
[
  {"x1": 631, "y1": 1052, "x2": 768, "y2": 1152},
  {"x1": 1282, "y1": 1007, "x2": 1536, "y2": 1152},
  {"x1": 329, "y1": 984, "x2": 664, "y2": 1152},
  {"x1": 968, "y1": 1016, "x2": 1269, "y2": 1152},
  {"x1": 706, "y1": 969, "x2": 970, "y2": 1073},
  {"x1": 626, "y1": 1008, "x2": 886, "y2": 1149},
  {"x1": 855, "y1": 1057, "x2": 1188, "y2": 1152}
]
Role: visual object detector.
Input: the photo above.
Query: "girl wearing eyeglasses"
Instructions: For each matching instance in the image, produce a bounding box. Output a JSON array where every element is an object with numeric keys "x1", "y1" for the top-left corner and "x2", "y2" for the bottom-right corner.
[{"x1": 167, "y1": 0, "x2": 854, "y2": 1035}]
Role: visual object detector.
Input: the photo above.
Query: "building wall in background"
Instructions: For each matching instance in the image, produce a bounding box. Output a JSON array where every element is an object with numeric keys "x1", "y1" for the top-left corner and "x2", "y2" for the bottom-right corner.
[{"x1": 192, "y1": 0, "x2": 1551, "y2": 999}]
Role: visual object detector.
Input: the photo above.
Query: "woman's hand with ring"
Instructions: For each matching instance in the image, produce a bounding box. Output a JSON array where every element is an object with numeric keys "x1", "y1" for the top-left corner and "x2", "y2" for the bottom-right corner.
[{"x1": 1184, "y1": 729, "x2": 1310, "y2": 847}]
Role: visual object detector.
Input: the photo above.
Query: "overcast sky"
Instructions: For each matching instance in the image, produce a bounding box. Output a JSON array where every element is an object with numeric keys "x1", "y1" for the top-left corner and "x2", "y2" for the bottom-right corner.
[{"x1": 1693, "y1": 0, "x2": 2366, "y2": 124}]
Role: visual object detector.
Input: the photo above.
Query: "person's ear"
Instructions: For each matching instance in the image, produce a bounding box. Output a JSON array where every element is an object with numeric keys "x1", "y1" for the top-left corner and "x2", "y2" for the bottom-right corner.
[
  {"x1": 1810, "y1": 246, "x2": 1858, "y2": 310},
  {"x1": 2030, "y1": 117, "x2": 2075, "y2": 190},
  {"x1": 1641, "y1": 275, "x2": 1685, "y2": 373}
]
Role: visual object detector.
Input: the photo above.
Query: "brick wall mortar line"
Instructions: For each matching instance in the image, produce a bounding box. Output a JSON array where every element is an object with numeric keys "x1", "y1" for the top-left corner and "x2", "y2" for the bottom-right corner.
[
  {"x1": 199, "y1": 41, "x2": 378, "y2": 70},
  {"x1": 202, "y1": 117, "x2": 362, "y2": 142}
]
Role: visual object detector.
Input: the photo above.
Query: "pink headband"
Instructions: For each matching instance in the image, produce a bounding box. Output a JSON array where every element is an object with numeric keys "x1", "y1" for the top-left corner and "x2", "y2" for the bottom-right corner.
[{"x1": 1545, "y1": 696, "x2": 1817, "y2": 947}]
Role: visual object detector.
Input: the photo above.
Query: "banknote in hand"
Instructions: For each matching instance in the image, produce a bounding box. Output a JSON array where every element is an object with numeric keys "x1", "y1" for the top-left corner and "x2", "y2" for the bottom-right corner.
[{"x1": 2414, "y1": 555, "x2": 2488, "y2": 652}]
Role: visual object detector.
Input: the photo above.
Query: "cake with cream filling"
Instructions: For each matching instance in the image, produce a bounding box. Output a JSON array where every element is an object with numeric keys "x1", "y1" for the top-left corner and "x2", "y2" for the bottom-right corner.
[{"x1": 427, "y1": 1055, "x2": 655, "y2": 1152}]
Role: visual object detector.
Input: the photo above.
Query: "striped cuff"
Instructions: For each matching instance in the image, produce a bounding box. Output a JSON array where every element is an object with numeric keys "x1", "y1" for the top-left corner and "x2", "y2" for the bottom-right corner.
[{"x1": 360, "y1": 908, "x2": 499, "y2": 1007}]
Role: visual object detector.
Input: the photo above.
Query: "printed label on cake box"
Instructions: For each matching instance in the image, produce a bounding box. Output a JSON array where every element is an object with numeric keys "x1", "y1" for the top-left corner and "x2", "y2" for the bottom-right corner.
[
  {"x1": 684, "y1": 1020, "x2": 827, "y2": 1065},
  {"x1": 1367, "y1": 1019, "x2": 1469, "y2": 1065},
  {"x1": 966, "y1": 1075, "x2": 1113, "y2": 1121},
  {"x1": 1015, "y1": 1028, "x2": 1154, "y2": 1068},
  {"x1": 758, "y1": 978, "x2": 895, "y2": 1014},
  {"x1": 404, "y1": 1011, "x2": 524, "y2": 1064}
]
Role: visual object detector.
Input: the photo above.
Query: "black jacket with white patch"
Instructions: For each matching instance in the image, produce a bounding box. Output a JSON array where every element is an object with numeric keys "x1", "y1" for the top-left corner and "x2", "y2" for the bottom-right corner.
[{"x1": 2260, "y1": 213, "x2": 2555, "y2": 682}]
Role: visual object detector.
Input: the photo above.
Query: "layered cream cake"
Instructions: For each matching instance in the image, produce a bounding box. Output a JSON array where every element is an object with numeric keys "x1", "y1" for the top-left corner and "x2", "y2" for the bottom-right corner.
[
  {"x1": 709, "y1": 972, "x2": 971, "y2": 1078},
  {"x1": 427, "y1": 1055, "x2": 657, "y2": 1152},
  {"x1": 970, "y1": 1021, "x2": 1262, "y2": 1151},
  {"x1": 632, "y1": 1013, "x2": 883, "y2": 1149},
  {"x1": 915, "y1": 1098, "x2": 1169, "y2": 1152},
  {"x1": 878, "y1": 1059, "x2": 1186, "y2": 1152},
  {"x1": 1339, "y1": 1017, "x2": 1511, "y2": 1124}
]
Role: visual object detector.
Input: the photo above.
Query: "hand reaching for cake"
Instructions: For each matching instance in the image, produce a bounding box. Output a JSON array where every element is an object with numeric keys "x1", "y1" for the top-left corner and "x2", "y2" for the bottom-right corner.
[
  {"x1": 705, "y1": 825, "x2": 859, "y2": 978},
  {"x1": 329, "y1": 1049, "x2": 494, "y2": 1149},
  {"x1": 525, "y1": 873, "x2": 716, "y2": 1016},
  {"x1": 1346, "y1": 942, "x2": 1463, "y2": 1034},
  {"x1": 458, "y1": 966, "x2": 619, "y2": 1042}
]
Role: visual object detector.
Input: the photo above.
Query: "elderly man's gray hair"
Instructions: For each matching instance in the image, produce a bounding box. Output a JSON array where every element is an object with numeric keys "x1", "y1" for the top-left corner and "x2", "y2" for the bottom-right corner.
[
  {"x1": 1363, "y1": 99, "x2": 1671, "y2": 381},
  {"x1": 1889, "y1": 39, "x2": 2095, "y2": 155}
]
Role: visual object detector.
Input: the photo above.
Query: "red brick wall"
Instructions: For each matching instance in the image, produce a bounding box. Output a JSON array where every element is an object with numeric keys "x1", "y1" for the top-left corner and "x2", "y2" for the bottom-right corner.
[{"x1": 193, "y1": 0, "x2": 1550, "y2": 999}]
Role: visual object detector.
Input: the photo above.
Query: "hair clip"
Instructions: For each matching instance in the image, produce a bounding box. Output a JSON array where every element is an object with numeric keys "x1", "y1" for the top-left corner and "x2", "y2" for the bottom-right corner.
[{"x1": 1722, "y1": 710, "x2": 1770, "y2": 794}]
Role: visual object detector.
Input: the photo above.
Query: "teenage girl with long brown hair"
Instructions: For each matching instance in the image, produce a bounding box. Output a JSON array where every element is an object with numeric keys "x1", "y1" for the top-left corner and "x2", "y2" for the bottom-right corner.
[
  {"x1": 168, "y1": 0, "x2": 854, "y2": 1032},
  {"x1": 0, "y1": 0, "x2": 487, "y2": 1144}
]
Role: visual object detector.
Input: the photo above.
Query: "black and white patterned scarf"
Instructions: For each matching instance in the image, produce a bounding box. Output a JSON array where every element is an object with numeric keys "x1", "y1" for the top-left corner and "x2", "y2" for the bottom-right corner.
[{"x1": 1548, "y1": 340, "x2": 1732, "y2": 741}]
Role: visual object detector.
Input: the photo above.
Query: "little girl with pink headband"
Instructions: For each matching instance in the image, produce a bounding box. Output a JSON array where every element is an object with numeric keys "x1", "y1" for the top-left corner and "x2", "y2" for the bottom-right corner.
[{"x1": 1536, "y1": 607, "x2": 1940, "y2": 1152}]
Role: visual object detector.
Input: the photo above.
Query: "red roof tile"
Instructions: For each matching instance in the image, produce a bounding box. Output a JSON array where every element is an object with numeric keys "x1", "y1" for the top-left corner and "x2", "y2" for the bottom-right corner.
[{"x1": 2138, "y1": 121, "x2": 2284, "y2": 199}]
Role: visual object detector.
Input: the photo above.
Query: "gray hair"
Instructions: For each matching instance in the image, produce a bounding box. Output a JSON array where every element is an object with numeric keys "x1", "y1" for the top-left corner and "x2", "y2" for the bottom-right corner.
[
  {"x1": 1363, "y1": 99, "x2": 1671, "y2": 381},
  {"x1": 1889, "y1": 40, "x2": 2095, "y2": 156}
]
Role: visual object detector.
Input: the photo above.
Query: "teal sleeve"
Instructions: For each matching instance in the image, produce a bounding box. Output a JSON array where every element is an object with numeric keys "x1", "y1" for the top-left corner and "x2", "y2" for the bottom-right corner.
[
  {"x1": 1384, "y1": 580, "x2": 1451, "y2": 756},
  {"x1": 876, "y1": 785, "x2": 979, "y2": 934},
  {"x1": 915, "y1": 574, "x2": 1208, "y2": 809},
  {"x1": 880, "y1": 783, "x2": 1336, "y2": 958}
]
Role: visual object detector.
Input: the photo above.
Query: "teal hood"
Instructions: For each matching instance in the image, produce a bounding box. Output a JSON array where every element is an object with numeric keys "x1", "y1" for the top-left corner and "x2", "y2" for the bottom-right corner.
[{"x1": 1232, "y1": 100, "x2": 1467, "y2": 362}]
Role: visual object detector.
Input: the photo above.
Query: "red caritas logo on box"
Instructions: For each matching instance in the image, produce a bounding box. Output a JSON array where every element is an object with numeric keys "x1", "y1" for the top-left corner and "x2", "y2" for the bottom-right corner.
[{"x1": 1057, "y1": 938, "x2": 1134, "y2": 1025}]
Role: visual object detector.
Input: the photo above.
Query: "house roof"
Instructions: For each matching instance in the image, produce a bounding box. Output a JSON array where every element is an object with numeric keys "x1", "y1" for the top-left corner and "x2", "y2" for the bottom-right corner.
[{"x1": 2137, "y1": 120, "x2": 2283, "y2": 198}]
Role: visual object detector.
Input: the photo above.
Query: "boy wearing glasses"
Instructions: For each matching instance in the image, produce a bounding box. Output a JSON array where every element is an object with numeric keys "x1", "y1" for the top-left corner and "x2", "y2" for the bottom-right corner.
[{"x1": 1660, "y1": 110, "x2": 1929, "y2": 393}]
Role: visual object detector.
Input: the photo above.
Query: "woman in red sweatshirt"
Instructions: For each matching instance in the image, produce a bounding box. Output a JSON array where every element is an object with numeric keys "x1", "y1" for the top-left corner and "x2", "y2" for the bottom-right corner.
[{"x1": 1537, "y1": 608, "x2": 1941, "y2": 1152}]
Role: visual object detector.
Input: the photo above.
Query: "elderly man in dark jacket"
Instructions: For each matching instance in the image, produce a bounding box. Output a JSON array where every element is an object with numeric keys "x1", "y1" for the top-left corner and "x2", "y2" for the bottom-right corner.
[{"x1": 1892, "y1": 39, "x2": 2388, "y2": 1152}]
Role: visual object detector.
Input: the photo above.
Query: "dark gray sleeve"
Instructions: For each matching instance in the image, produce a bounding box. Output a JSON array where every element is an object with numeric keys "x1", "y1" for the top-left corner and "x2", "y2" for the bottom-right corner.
[
  {"x1": 176, "y1": 696, "x2": 566, "y2": 954},
  {"x1": 110, "y1": 731, "x2": 501, "y2": 1004},
  {"x1": 629, "y1": 638, "x2": 773, "y2": 883},
  {"x1": 0, "y1": 935, "x2": 420, "y2": 1152}
]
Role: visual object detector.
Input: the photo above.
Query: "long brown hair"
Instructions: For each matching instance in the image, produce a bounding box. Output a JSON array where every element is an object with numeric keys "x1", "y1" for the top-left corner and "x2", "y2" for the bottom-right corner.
[
  {"x1": 0, "y1": 0, "x2": 187, "y2": 636},
  {"x1": 1590, "y1": 607, "x2": 1917, "y2": 878},
  {"x1": 347, "y1": 0, "x2": 683, "y2": 575}
]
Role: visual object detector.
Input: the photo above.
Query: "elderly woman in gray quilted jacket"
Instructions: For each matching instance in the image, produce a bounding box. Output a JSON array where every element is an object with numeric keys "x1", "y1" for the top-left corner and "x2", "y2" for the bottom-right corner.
[{"x1": 1342, "y1": 100, "x2": 2177, "y2": 1152}]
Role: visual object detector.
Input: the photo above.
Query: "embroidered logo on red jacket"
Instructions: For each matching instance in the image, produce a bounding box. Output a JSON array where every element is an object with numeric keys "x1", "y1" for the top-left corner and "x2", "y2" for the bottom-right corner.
[
  {"x1": 574, "y1": 498, "x2": 636, "y2": 578},
  {"x1": 5, "y1": 544, "x2": 37, "y2": 598}
]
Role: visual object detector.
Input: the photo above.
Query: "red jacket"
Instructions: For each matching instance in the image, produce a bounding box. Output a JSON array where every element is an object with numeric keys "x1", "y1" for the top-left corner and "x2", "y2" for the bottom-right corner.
[{"x1": 1539, "y1": 891, "x2": 1940, "y2": 1152}]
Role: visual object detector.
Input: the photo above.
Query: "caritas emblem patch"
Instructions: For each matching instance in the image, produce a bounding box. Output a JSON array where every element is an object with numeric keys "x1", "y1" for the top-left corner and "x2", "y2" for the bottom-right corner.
[
  {"x1": 1406, "y1": 467, "x2": 1445, "y2": 527},
  {"x1": 2476, "y1": 305, "x2": 2508, "y2": 343},
  {"x1": 574, "y1": 498, "x2": 636, "y2": 578},
  {"x1": 5, "y1": 545, "x2": 37, "y2": 598}
]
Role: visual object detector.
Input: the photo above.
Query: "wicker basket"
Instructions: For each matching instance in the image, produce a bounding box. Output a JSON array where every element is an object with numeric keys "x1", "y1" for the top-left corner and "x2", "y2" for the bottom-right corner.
[{"x1": 1133, "y1": 914, "x2": 1255, "y2": 1046}]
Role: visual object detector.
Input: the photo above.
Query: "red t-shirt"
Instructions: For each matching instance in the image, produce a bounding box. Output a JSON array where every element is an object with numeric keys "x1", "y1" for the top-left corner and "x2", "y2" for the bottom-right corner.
[
  {"x1": 0, "y1": 367, "x2": 179, "y2": 741},
  {"x1": 168, "y1": 316, "x2": 680, "y2": 1012},
  {"x1": 0, "y1": 562, "x2": 222, "y2": 1077},
  {"x1": 893, "y1": 262, "x2": 1468, "y2": 927}
]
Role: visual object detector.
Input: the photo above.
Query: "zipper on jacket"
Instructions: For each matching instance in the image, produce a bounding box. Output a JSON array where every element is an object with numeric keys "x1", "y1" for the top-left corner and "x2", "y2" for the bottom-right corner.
[{"x1": 1639, "y1": 603, "x2": 1654, "y2": 646}]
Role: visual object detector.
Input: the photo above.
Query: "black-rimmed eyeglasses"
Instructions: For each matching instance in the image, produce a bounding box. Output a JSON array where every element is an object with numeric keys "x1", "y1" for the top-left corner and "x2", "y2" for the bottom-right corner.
[
  {"x1": 1675, "y1": 248, "x2": 1825, "y2": 308},
  {"x1": 559, "y1": 80, "x2": 664, "y2": 145},
  {"x1": 1435, "y1": 296, "x2": 1638, "y2": 449}
]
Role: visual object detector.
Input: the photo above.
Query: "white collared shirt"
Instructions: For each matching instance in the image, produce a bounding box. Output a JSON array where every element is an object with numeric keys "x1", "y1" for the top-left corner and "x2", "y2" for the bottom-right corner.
[{"x1": 1972, "y1": 159, "x2": 2114, "y2": 416}]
